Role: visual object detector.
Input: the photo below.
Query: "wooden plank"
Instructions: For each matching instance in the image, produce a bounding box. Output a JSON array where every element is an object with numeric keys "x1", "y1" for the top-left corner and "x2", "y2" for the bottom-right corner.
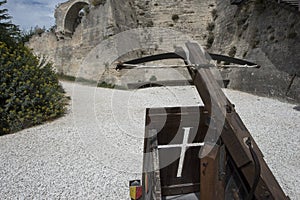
[
  {"x1": 144, "y1": 106, "x2": 207, "y2": 197},
  {"x1": 185, "y1": 41, "x2": 211, "y2": 65},
  {"x1": 185, "y1": 42, "x2": 253, "y2": 166},
  {"x1": 159, "y1": 147, "x2": 201, "y2": 196},
  {"x1": 185, "y1": 42, "x2": 228, "y2": 118},
  {"x1": 161, "y1": 183, "x2": 200, "y2": 196},
  {"x1": 222, "y1": 112, "x2": 260, "y2": 168},
  {"x1": 142, "y1": 121, "x2": 162, "y2": 200},
  {"x1": 200, "y1": 144, "x2": 225, "y2": 200}
]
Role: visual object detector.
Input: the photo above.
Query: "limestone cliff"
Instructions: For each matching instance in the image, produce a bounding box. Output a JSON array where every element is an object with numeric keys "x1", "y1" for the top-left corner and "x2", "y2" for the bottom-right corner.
[
  {"x1": 28, "y1": 0, "x2": 300, "y2": 102},
  {"x1": 210, "y1": 0, "x2": 299, "y2": 102},
  {"x1": 29, "y1": 0, "x2": 137, "y2": 79},
  {"x1": 28, "y1": 0, "x2": 215, "y2": 83}
]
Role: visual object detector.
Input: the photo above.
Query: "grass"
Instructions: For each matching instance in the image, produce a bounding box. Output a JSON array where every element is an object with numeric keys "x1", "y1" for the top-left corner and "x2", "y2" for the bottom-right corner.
[{"x1": 57, "y1": 73, "x2": 97, "y2": 85}]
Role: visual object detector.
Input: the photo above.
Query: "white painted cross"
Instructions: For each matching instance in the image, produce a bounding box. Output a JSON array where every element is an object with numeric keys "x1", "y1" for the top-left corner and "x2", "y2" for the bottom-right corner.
[{"x1": 157, "y1": 127, "x2": 205, "y2": 177}]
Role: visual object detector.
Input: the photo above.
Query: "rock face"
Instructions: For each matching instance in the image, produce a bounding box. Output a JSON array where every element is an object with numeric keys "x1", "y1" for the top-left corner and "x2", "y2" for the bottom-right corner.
[
  {"x1": 29, "y1": 0, "x2": 138, "y2": 79},
  {"x1": 211, "y1": 0, "x2": 300, "y2": 102},
  {"x1": 28, "y1": 0, "x2": 215, "y2": 84},
  {"x1": 28, "y1": 0, "x2": 300, "y2": 102},
  {"x1": 132, "y1": 0, "x2": 215, "y2": 46}
]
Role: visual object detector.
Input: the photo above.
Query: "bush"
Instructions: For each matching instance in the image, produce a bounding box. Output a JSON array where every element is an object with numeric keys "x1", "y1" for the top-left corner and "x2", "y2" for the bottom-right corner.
[
  {"x1": 206, "y1": 22, "x2": 215, "y2": 32},
  {"x1": 172, "y1": 14, "x2": 179, "y2": 22},
  {"x1": 287, "y1": 31, "x2": 297, "y2": 39},
  {"x1": 206, "y1": 32, "x2": 215, "y2": 49},
  {"x1": 228, "y1": 46, "x2": 237, "y2": 57},
  {"x1": 97, "y1": 81, "x2": 115, "y2": 88},
  {"x1": 91, "y1": 0, "x2": 106, "y2": 6},
  {"x1": 145, "y1": 20, "x2": 154, "y2": 27},
  {"x1": 0, "y1": 42, "x2": 67, "y2": 135},
  {"x1": 150, "y1": 75, "x2": 157, "y2": 82},
  {"x1": 211, "y1": 9, "x2": 218, "y2": 20}
]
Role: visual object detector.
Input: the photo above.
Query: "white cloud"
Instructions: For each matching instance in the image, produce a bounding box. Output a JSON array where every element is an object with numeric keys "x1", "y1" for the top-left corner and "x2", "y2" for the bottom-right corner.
[{"x1": 4, "y1": 0, "x2": 66, "y2": 30}]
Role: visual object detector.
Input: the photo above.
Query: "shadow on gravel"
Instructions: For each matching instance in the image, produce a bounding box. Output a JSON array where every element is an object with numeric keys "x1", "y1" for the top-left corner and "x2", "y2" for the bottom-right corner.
[{"x1": 293, "y1": 105, "x2": 300, "y2": 111}]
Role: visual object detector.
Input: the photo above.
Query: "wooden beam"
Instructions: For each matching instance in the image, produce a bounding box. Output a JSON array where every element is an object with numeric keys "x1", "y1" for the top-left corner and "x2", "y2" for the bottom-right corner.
[
  {"x1": 200, "y1": 144, "x2": 225, "y2": 200},
  {"x1": 185, "y1": 42, "x2": 289, "y2": 200}
]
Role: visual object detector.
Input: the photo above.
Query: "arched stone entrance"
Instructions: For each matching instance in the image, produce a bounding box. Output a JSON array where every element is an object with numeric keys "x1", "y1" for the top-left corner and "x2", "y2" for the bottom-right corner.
[
  {"x1": 55, "y1": 0, "x2": 90, "y2": 38},
  {"x1": 64, "y1": 1, "x2": 89, "y2": 35}
]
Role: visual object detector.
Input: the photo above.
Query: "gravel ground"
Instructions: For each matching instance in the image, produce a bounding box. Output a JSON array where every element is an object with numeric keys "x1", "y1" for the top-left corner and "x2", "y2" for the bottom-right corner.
[{"x1": 0, "y1": 81, "x2": 299, "y2": 199}]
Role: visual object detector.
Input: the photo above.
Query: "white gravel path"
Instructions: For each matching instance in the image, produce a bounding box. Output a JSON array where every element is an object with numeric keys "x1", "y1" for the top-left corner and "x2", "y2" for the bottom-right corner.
[{"x1": 0, "y1": 81, "x2": 299, "y2": 199}]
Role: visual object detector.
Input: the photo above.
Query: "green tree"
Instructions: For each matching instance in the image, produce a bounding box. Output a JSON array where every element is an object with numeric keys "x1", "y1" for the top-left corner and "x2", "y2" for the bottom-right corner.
[
  {"x1": 0, "y1": 1, "x2": 68, "y2": 135},
  {"x1": 0, "y1": 0, "x2": 20, "y2": 46},
  {"x1": 19, "y1": 27, "x2": 35, "y2": 43}
]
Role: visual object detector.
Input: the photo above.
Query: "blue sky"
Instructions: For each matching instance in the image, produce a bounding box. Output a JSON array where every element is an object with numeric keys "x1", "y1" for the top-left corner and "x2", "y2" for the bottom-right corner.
[{"x1": 4, "y1": 0, "x2": 66, "y2": 31}]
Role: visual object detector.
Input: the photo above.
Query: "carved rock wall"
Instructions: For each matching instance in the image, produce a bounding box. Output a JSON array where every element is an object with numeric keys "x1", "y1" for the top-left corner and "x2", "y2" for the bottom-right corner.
[
  {"x1": 28, "y1": 0, "x2": 300, "y2": 102},
  {"x1": 28, "y1": 0, "x2": 137, "y2": 78},
  {"x1": 211, "y1": 0, "x2": 300, "y2": 102},
  {"x1": 28, "y1": 0, "x2": 216, "y2": 83},
  {"x1": 132, "y1": 0, "x2": 215, "y2": 47},
  {"x1": 55, "y1": 0, "x2": 90, "y2": 36}
]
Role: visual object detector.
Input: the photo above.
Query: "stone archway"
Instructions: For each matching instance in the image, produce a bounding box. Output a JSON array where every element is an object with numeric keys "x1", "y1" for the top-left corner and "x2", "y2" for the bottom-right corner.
[
  {"x1": 64, "y1": 1, "x2": 89, "y2": 35},
  {"x1": 54, "y1": 0, "x2": 90, "y2": 37}
]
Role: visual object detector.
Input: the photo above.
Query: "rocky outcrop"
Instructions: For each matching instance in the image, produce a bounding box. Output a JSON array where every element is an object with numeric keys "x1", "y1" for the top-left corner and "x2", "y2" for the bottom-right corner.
[{"x1": 210, "y1": 0, "x2": 300, "y2": 102}]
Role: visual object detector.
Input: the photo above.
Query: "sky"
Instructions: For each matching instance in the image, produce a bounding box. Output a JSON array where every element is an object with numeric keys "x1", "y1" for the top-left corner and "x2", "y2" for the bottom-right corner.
[{"x1": 4, "y1": 0, "x2": 66, "y2": 31}]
